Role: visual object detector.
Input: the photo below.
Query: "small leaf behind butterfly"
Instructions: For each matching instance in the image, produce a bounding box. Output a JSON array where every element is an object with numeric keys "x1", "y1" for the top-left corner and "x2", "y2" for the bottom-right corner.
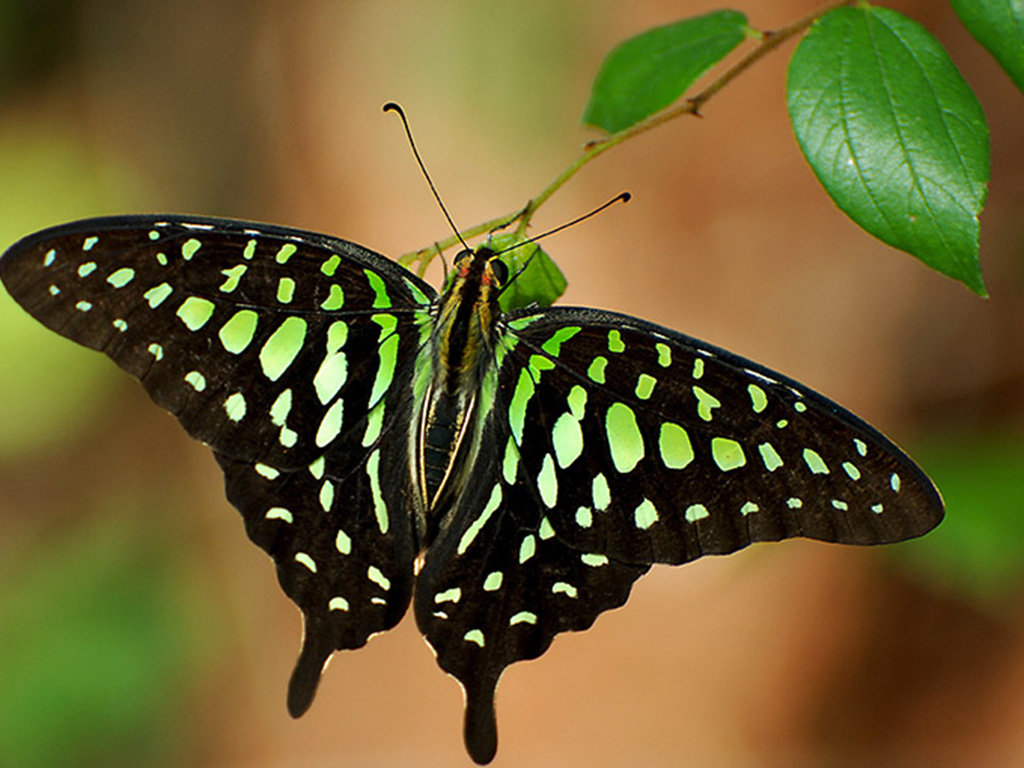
[{"x1": 486, "y1": 232, "x2": 566, "y2": 312}]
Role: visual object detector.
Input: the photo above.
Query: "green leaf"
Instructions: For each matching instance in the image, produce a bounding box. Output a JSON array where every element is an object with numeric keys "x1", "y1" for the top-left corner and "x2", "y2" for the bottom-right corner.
[
  {"x1": 787, "y1": 6, "x2": 990, "y2": 295},
  {"x1": 951, "y1": 0, "x2": 1024, "y2": 96},
  {"x1": 486, "y1": 232, "x2": 566, "y2": 312},
  {"x1": 583, "y1": 10, "x2": 748, "y2": 133}
]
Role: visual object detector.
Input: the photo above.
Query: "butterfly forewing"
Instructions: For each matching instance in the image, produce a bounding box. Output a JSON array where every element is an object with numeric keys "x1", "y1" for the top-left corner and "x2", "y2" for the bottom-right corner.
[
  {"x1": 0, "y1": 214, "x2": 437, "y2": 713},
  {"x1": 0, "y1": 216, "x2": 433, "y2": 464},
  {"x1": 499, "y1": 307, "x2": 944, "y2": 566}
]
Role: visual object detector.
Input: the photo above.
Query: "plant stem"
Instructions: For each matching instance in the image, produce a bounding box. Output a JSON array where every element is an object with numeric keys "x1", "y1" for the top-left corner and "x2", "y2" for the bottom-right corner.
[{"x1": 398, "y1": 0, "x2": 856, "y2": 271}]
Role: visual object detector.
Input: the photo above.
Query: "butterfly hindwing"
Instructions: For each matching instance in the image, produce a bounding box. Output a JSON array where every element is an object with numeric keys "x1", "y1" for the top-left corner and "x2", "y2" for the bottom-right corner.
[
  {"x1": 0, "y1": 214, "x2": 438, "y2": 713},
  {"x1": 414, "y1": 405, "x2": 648, "y2": 765}
]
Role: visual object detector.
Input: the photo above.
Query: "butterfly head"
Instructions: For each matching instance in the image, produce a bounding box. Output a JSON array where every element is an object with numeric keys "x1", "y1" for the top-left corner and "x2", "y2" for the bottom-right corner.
[{"x1": 446, "y1": 246, "x2": 509, "y2": 293}]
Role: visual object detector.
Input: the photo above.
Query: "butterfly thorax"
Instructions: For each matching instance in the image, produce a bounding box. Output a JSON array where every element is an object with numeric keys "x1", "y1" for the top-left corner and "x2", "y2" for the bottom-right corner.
[{"x1": 413, "y1": 247, "x2": 504, "y2": 542}]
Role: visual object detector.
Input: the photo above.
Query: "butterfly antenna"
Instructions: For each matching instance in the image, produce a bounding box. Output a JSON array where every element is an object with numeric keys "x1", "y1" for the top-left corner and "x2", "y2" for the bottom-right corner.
[
  {"x1": 384, "y1": 102, "x2": 471, "y2": 253},
  {"x1": 494, "y1": 192, "x2": 631, "y2": 297},
  {"x1": 516, "y1": 191, "x2": 631, "y2": 250}
]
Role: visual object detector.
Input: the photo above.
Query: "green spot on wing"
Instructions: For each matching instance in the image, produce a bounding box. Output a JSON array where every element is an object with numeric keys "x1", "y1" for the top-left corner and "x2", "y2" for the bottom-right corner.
[
  {"x1": 266, "y1": 507, "x2": 293, "y2": 523},
  {"x1": 711, "y1": 437, "x2": 746, "y2": 471},
  {"x1": 635, "y1": 372, "x2": 656, "y2": 400},
  {"x1": 541, "y1": 326, "x2": 581, "y2": 357},
  {"x1": 403, "y1": 278, "x2": 431, "y2": 306},
  {"x1": 537, "y1": 455, "x2": 558, "y2": 507},
  {"x1": 181, "y1": 238, "x2": 201, "y2": 260},
  {"x1": 184, "y1": 371, "x2": 206, "y2": 391},
  {"x1": 367, "y1": 450, "x2": 388, "y2": 534},
  {"x1": 329, "y1": 596, "x2": 349, "y2": 611},
  {"x1": 144, "y1": 283, "x2": 173, "y2": 308},
  {"x1": 368, "y1": 318, "x2": 400, "y2": 409},
  {"x1": 362, "y1": 400, "x2": 385, "y2": 447},
  {"x1": 276, "y1": 277, "x2": 296, "y2": 304},
  {"x1": 483, "y1": 571, "x2": 503, "y2": 591},
  {"x1": 634, "y1": 498, "x2": 658, "y2": 529},
  {"x1": 321, "y1": 254, "x2": 341, "y2": 276},
  {"x1": 509, "y1": 368, "x2": 535, "y2": 445},
  {"x1": 605, "y1": 402, "x2": 644, "y2": 472},
  {"x1": 176, "y1": 296, "x2": 215, "y2": 331},
  {"x1": 335, "y1": 529, "x2": 351, "y2": 555},
  {"x1": 275, "y1": 243, "x2": 297, "y2": 264},
  {"x1": 326, "y1": 321, "x2": 349, "y2": 353},
  {"x1": 365, "y1": 269, "x2": 391, "y2": 308},
  {"x1": 458, "y1": 485, "x2": 503, "y2": 555},
  {"x1": 656, "y1": 342, "x2": 672, "y2": 367},
  {"x1": 224, "y1": 392, "x2": 246, "y2": 422},
  {"x1": 748, "y1": 383, "x2": 768, "y2": 413},
  {"x1": 270, "y1": 389, "x2": 292, "y2": 427},
  {"x1": 587, "y1": 356, "x2": 608, "y2": 384},
  {"x1": 502, "y1": 436, "x2": 519, "y2": 484},
  {"x1": 218, "y1": 264, "x2": 247, "y2": 293},
  {"x1": 758, "y1": 442, "x2": 784, "y2": 472},
  {"x1": 106, "y1": 267, "x2": 135, "y2": 288},
  {"x1": 692, "y1": 385, "x2": 721, "y2": 421},
  {"x1": 518, "y1": 535, "x2": 536, "y2": 563},
  {"x1": 685, "y1": 503, "x2": 710, "y2": 522},
  {"x1": 592, "y1": 473, "x2": 611, "y2": 510},
  {"x1": 259, "y1": 317, "x2": 307, "y2": 381},
  {"x1": 803, "y1": 448, "x2": 829, "y2": 474},
  {"x1": 321, "y1": 284, "x2": 344, "y2": 310},
  {"x1": 218, "y1": 309, "x2": 259, "y2": 354},
  {"x1": 367, "y1": 565, "x2": 391, "y2": 590},
  {"x1": 316, "y1": 398, "x2": 344, "y2": 447},
  {"x1": 567, "y1": 384, "x2": 587, "y2": 420},
  {"x1": 659, "y1": 422, "x2": 694, "y2": 469},
  {"x1": 552, "y1": 413, "x2": 583, "y2": 468},
  {"x1": 552, "y1": 582, "x2": 578, "y2": 598},
  {"x1": 313, "y1": 349, "x2": 348, "y2": 405}
]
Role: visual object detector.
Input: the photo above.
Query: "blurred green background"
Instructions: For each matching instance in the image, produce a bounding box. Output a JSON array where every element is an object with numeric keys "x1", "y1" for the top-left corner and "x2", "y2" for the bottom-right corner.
[{"x1": 1, "y1": 1, "x2": 1022, "y2": 766}]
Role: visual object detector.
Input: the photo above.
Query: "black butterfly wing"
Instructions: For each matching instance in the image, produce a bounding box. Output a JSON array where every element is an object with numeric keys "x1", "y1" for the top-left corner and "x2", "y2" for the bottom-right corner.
[
  {"x1": 502, "y1": 307, "x2": 943, "y2": 564},
  {"x1": 414, "y1": 403, "x2": 647, "y2": 764},
  {"x1": 0, "y1": 214, "x2": 436, "y2": 712},
  {"x1": 414, "y1": 305, "x2": 943, "y2": 764}
]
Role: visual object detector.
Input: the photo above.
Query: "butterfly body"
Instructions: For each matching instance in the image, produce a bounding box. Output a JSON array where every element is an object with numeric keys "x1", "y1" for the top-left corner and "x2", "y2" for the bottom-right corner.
[
  {"x1": 0, "y1": 214, "x2": 944, "y2": 764},
  {"x1": 416, "y1": 247, "x2": 505, "y2": 526}
]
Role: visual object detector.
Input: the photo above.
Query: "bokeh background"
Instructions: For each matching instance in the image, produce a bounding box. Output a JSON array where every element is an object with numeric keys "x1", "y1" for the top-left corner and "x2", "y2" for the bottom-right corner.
[{"x1": 1, "y1": 1, "x2": 1022, "y2": 766}]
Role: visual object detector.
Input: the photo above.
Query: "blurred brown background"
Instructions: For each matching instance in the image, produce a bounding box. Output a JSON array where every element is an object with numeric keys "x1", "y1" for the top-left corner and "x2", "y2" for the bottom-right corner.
[{"x1": 1, "y1": 1, "x2": 1022, "y2": 766}]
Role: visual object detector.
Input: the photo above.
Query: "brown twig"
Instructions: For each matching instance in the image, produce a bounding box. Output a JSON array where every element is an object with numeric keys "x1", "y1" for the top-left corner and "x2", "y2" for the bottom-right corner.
[{"x1": 398, "y1": 0, "x2": 857, "y2": 270}]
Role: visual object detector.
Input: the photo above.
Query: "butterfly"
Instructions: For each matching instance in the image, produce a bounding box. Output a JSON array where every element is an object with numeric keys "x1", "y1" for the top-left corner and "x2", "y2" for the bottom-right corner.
[{"x1": 0, "y1": 213, "x2": 943, "y2": 763}]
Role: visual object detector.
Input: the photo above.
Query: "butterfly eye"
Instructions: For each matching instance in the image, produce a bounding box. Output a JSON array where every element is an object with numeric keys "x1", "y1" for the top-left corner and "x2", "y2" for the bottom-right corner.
[{"x1": 489, "y1": 259, "x2": 509, "y2": 286}]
